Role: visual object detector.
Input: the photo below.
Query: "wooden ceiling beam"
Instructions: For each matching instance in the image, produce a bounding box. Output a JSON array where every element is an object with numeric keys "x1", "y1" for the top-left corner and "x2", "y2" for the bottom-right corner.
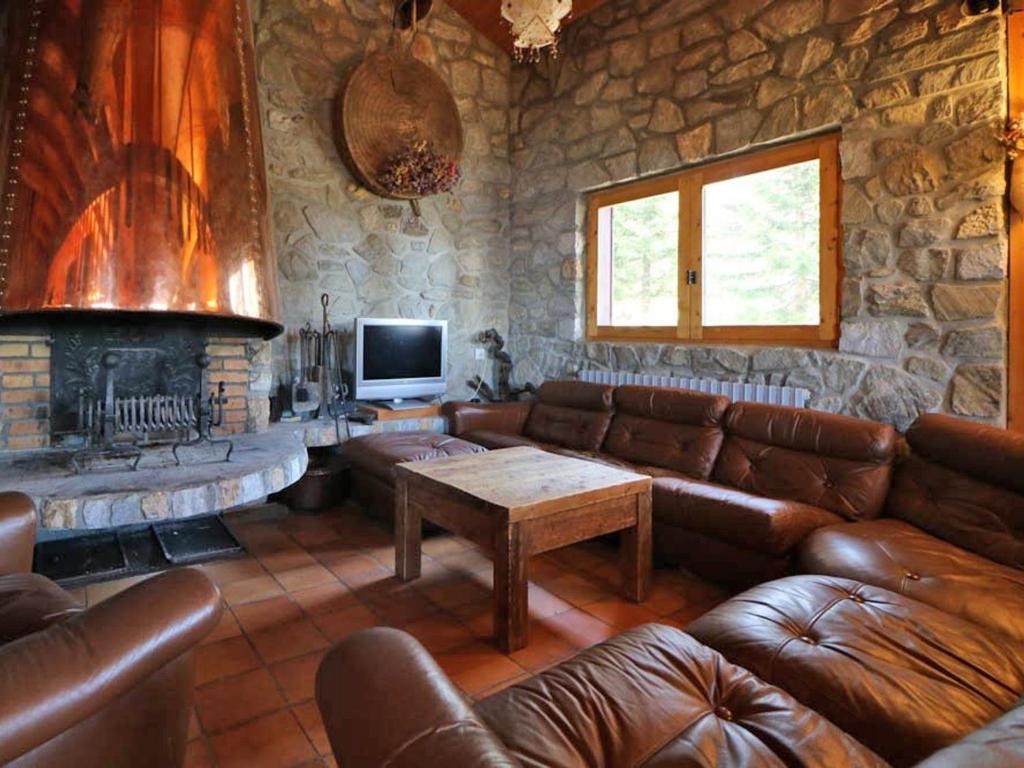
[{"x1": 444, "y1": 0, "x2": 612, "y2": 55}]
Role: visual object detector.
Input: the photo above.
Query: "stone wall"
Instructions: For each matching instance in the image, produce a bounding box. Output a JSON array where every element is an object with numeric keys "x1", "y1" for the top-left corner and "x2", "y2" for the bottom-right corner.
[
  {"x1": 507, "y1": 0, "x2": 1009, "y2": 429},
  {"x1": 253, "y1": 0, "x2": 512, "y2": 398}
]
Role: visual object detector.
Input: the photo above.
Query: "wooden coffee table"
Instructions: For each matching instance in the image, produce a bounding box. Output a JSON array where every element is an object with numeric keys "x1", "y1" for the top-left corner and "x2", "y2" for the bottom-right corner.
[{"x1": 393, "y1": 446, "x2": 652, "y2": 652}]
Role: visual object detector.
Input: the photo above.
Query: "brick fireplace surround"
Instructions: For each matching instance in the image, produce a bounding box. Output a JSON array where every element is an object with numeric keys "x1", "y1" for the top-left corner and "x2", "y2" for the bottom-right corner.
[{"x1": 0, "y1": 334, "x2": 274, "y2": 453}]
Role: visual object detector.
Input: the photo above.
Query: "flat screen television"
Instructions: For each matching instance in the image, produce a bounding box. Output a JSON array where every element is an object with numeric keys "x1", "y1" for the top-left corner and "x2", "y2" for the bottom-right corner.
[{"x1": 349, "y1": 318, "x2": 447, "y2": 406}]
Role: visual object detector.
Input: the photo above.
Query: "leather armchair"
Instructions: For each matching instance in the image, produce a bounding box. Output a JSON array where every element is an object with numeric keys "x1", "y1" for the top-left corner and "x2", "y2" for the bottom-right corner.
[
  {"x1": 317, "y1": 627, "x2": 520, "y2": 767},
  {"x1": 0, "y1": 493, "x2": 223, "y2": 768},
  {"x1": 0, "y1": 491, "x2": 36, "y2": 575},
  {"x1": 319, "y1": 625, "x2": 888, "y2": 768}
]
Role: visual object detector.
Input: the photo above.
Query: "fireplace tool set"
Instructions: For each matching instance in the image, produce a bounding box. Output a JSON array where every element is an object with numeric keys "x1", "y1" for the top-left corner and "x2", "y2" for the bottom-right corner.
[
  {"x1": 291, "y1": 294, "x2": 356, "y2": 433},
  {"x1": 72, "y1": 350, "x2": 233, "y2": 474}
]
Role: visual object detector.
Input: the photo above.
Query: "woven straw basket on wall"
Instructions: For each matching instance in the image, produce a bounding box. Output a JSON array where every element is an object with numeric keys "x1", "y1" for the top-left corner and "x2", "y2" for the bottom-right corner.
[{"x1": 333, "y1": 46, "x2": 464, "y2": 201}]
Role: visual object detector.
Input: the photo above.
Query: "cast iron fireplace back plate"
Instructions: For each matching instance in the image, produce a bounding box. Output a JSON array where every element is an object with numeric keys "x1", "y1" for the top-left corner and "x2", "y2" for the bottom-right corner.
[{"x1": 50, "y1": 325, "x2": 204, "y2": 443}]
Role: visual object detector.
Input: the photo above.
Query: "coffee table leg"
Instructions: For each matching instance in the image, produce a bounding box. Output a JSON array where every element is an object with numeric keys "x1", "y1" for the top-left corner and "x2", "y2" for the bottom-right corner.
[
  {"x1": 494, "y1": 522, "x2": 528, "y2": 653},
  {"x1": 622, "y1": 490, "x2": 652, "y2": 602},
  {"x1": 395, "y1": 476, "x2": 421, "y2": 581}
]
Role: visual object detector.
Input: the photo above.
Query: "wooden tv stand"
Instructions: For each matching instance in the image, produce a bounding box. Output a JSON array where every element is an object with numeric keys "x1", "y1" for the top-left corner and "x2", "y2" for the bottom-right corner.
[{"x1": 356, "y1": 402, "x2": 442, "y2": 422}]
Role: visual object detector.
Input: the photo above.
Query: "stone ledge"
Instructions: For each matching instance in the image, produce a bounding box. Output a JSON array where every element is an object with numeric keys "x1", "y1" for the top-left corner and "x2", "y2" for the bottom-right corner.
[
  {"x1": 292, "y1": 416, "x2": 447, "y2": 448},
  {"x1": 0, "y1": 429, "x2": 310, "y2": 533}
]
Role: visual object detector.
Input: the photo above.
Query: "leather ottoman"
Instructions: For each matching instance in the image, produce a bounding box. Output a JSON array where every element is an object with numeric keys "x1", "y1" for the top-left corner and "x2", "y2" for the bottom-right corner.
[
  {"x1": 688, "y1": 574, "x2": 1024, "y2": 767},
  {"x1": 340, "y1": 431, "x2": 487, "y2": 523}
]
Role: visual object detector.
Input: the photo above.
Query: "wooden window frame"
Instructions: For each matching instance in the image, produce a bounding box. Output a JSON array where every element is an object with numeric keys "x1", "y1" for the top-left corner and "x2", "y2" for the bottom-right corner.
[
  {"x1": 586, "y1": 133, "x2": 842, "y2": 347},
  {"x1": 1009, "y1": 5, "x2": 1023, "y2": 431}
]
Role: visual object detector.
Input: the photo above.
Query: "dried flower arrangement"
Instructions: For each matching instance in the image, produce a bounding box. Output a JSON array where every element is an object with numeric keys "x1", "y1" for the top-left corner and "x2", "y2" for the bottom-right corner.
[
  {"x1": 378, "y1": 140, "x2": 461, "y2": 197},
  {"x1": 1002, "y1": 116, "x2": 1024, "y2": 159}
]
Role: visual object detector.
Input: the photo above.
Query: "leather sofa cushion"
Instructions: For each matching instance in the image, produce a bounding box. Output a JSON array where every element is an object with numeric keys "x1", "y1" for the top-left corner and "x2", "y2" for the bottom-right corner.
[
  {"x1": 915, "y1": 699, "x2": 1024, "y2": 768},
  {"x1": 530, "y1": 380, "x2": 615, "y2": 412},
  {"x1": 688, "y1": 575, "x2": 1024, "y2": 767},
  {"x1": 654, "y1": 476, "x2": 842, "y2": 557},
  {"x1": 341, "y1": 432, "x2": 487, "y2": 484},
  {"x1": 475, "y1": 623, "x2": 886, "y2": 768},
  {"x1": 888, "y1": 454, "x2": 1024, "y2": 570},
  {"x1": 655, "y1": 524, "x2": 792, "y2": 589},
  {"x1": 523, "y1": 381, "x2": 614, "y2": 452},
  {"x1": 603, "y1": 386, "x2": 729, "y2": 479},
  {"x1": 713, "y1": 403, "x2": 897, "y2": 521},
  {"x1": 800, "y1": 519, "x2": 1024, "y2": 643},
  {"x1": 442, "y1": 400, "x2": 533, "y2": 438},
  {"x1": 0, "y1": 574, "x2": 81, "y2": 644},
  {"x1": 460, "y1": 430, "x2": 555, "y2": 452},
  {"x1": 908, "y1": 413, "x2": 1024, "y2": 495},
  {"x1": 556, "y1": 449, "x2": 689, "y2": 480}
]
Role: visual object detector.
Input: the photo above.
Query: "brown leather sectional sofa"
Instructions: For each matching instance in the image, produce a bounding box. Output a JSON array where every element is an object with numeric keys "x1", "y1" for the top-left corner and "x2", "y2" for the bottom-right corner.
[
  {"x1": 348, "y1": 380, "x2": 900, "y2": 587},
  {"x1": 328, "y1": 380, "x2": 1024, "y2": 767},
  {"x1": 0, "y1": 493, "x2": 223, "y2": 767}
]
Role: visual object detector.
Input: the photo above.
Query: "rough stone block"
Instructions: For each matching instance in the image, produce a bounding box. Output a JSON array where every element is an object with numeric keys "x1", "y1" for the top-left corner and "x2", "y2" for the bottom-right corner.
[
  {"x1": 867, "y1": 282, "x2": 930, "y2": 317},
  {"x1": 951, "y1": 364, "x2": 1002, "y2": 418},
  {"x1": 931, "y1": 283, "x2": 1002, "y2": 321},
  {"x1": 942, "y1": 326, "x2": 1004, "y2": 359},
  {"x1": 838, "y1": 320, "x2": 902, "y2": 358}
]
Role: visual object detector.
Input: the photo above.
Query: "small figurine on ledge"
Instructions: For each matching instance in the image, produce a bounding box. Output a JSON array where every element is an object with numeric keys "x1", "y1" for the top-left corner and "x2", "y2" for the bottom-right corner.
[{"x1": 467, "y1": 328, "x2": 536, "y2": 402}]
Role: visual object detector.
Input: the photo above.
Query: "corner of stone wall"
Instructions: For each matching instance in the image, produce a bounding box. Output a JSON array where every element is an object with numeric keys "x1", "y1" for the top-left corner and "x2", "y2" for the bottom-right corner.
[{"x1": 246, "y1": 340, "x2": 273, "y2": 432}]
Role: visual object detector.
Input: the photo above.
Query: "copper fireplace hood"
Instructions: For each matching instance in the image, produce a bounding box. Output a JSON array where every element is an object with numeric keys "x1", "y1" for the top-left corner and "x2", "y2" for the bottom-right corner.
[{"x1": 0, "y1": 0, "x2": 282, "y2": 339}]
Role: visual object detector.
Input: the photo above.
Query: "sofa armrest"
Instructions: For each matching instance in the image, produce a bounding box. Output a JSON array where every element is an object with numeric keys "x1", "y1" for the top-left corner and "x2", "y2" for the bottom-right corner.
[
  {"x1": 443, "y1": 401, "x2": 533, "y2": 437},
  {"x1": 0, "y1": 492, "x2": 36, "y2": 575},
  {"x1": 317, "y1": 627, "x2": 520, "y2": 768},
  {"x1": 0, "y1": 568, "x2": 222, "y2": 764}
]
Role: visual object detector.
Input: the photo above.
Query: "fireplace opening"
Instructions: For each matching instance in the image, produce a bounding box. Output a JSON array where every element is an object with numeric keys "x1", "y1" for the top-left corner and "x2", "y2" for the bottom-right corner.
[{"x1": 51, "y1": 323, "x2": 206, "y2": 446}]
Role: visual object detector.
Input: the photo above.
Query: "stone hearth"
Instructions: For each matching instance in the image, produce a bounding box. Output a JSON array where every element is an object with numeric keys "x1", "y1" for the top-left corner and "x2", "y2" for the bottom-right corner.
[{"x1": 0, "y1": 425, "x2": 309, "y2": 536}]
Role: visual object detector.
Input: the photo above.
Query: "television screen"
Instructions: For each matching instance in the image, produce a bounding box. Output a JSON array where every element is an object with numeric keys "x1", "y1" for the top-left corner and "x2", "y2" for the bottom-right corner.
[{"x1": 363, "y1": 324, "x2": 444, "y2": 381}]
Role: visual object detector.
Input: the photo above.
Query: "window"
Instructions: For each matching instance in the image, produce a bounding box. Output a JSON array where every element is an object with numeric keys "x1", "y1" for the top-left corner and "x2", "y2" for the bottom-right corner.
[{"x1": 587, "y1": 134, "x2": 840, "y2": 346}]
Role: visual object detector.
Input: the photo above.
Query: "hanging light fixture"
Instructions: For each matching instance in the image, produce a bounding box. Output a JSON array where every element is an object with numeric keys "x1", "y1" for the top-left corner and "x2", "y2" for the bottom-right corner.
[{"x1": 501, "y1": 0, "x2": 573, "y2": 62}]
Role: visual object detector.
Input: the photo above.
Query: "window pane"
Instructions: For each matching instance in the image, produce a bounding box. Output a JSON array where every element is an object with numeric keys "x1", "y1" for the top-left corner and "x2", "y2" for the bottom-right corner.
[
  {"x1": 702, "y1": 160, "x2": 820, "y2": 327},
  {"x1": 600, "y1": 192, "x2": 678, "y2": 327}
]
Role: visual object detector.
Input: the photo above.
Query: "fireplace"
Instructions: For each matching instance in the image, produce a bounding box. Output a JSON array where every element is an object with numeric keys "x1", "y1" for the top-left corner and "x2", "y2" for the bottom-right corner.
[
  {"x1": 50, "y1": 324, "x2": 205, "y2": 443},
  {"x1": 0, "y1": 0, "x2": 283, "y2": 458}
]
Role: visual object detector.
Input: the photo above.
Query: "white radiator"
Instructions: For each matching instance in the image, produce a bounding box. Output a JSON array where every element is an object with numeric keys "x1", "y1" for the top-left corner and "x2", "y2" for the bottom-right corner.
[{"x1": 576, "y1": 370, "x2": 811, "y2": 408}]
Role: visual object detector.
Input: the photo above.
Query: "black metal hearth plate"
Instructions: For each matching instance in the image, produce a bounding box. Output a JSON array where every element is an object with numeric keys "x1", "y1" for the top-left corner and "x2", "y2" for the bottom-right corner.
[
  {"x1": 154, "y1": 515, "x2": 242, "y2": 565},
  {"x1": 34, "y1": 515, "x2": 244, "y2": 586},
  {"x1": 34, "y1": 531, "x2": 129, "y2": 584}
]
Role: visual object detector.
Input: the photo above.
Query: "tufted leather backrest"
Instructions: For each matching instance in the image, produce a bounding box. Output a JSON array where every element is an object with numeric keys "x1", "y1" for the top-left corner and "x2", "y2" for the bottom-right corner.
[
  {"x1": 712, "y1": 402, "x2": 897, "y2": 520},
  {"x1": 602, "y1": 386, "x2": 730, "y2": 479},
  {"x1": 888, "y1": 414, "x2": 1024, "y2": 569},
  {"x1": 522, "y1": 380, "x2": 615, "y2": 451}
]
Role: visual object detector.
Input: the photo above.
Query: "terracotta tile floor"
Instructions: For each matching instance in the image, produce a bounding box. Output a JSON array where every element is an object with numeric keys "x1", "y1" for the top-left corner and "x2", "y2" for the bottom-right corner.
[{"x1": 74, "y1": 502, "x2": 728, "y2": 768}]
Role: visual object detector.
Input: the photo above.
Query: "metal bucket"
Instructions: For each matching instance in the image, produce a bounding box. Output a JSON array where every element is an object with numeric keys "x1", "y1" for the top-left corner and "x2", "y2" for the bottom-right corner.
[{"x1": 286, "y1": 449, "x2": 349, "y2": 511}]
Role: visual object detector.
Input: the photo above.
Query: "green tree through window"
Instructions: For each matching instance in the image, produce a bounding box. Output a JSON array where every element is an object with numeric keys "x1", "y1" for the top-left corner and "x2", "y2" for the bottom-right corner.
[
  {"x1": 610, "y1": 192, "x2": 678, "y2": 326},
  {"x1": 702, "y1": 160, "x2": 820, "y2": 326}
]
